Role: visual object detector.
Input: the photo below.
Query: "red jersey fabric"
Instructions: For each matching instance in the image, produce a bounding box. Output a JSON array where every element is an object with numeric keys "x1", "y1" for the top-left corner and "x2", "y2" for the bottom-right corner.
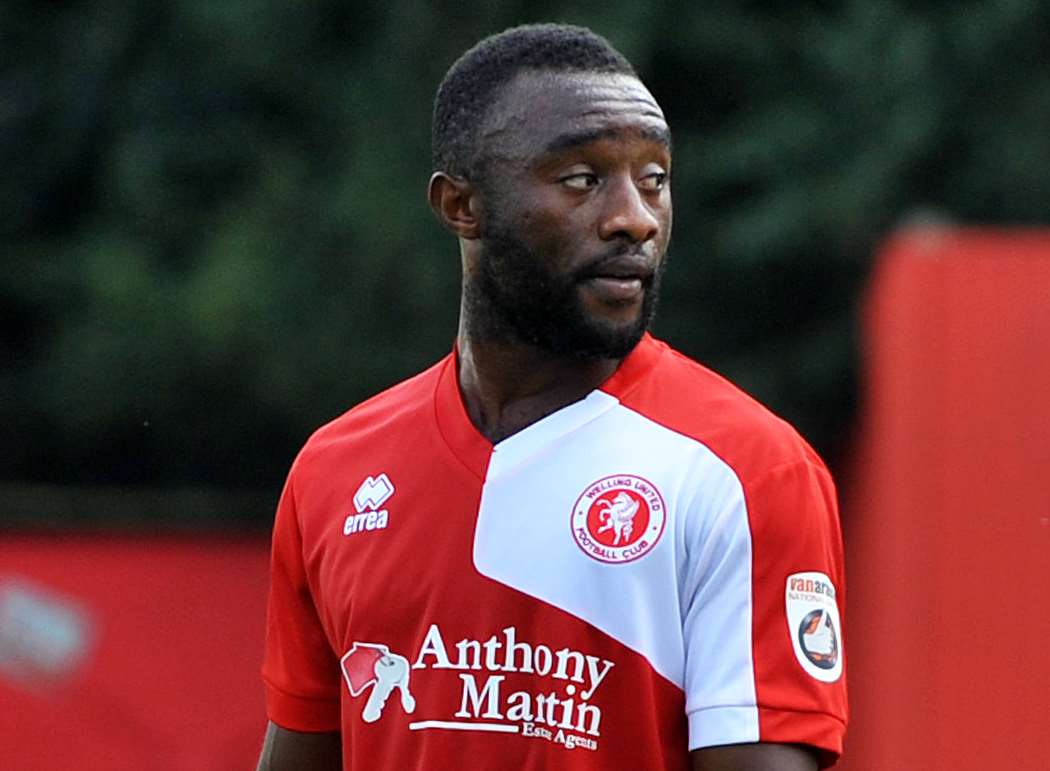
[{"x1": 262, "y1": 334, "x2": 847, "y2": 769}]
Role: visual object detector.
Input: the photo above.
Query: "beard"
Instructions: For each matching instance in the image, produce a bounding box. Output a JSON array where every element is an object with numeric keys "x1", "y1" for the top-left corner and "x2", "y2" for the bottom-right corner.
[{"x1": 465, "y1": 215, "x2": 665, "y2": 360}]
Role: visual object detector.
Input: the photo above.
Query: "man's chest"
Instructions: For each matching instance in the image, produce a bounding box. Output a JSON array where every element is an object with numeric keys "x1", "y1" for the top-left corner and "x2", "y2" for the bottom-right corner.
[
  {"x1": 300, "y1": 410, "x2": 722, "y2": 657},
  {"x1": 293, "y1": 407, "x2": 742, "y2": 766},
  {"x1": 308, "y1": 414, "x2": 738, "y2": 684}
]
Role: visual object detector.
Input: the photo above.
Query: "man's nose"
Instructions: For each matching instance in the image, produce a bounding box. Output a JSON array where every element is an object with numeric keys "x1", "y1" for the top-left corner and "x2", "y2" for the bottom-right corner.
[{"x1": 597, "y1": 176, "x2": 661, "y2": 243}]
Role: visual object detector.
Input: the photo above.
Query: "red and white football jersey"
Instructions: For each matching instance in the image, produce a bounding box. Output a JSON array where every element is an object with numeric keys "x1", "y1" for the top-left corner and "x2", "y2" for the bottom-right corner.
[{"x1": 262, "y1": 334, "x2": 847, "y2": 769}]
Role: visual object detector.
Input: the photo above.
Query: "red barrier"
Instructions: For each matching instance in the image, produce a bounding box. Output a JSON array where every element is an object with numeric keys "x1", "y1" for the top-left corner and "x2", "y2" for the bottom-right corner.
[
  {"x1": 0, "y1": 535, "x2": 270, "y2": 770},
  {"x1": 840, "y1": 229, "x2": 1050, "y2": 770}
]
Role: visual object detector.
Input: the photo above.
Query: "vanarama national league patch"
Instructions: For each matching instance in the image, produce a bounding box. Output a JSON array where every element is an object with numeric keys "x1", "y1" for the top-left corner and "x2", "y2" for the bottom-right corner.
[{"x1": 785, "y1": 571, "x2": 843, "y2": 683}]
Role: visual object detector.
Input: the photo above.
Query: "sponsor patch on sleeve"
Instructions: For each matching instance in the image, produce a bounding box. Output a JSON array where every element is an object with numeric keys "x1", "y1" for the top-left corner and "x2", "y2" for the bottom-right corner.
[{"x1": 785, "y1": 571, "x2": 843, "y2": 683}]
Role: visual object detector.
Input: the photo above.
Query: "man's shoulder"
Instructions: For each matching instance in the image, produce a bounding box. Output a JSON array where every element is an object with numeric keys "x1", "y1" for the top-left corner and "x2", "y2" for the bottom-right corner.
[
  {"x1": 295, "y1": 354, "x2": 449, "y2": 467},
  {"x1": 619, "y1": 337, "x2": 825, "y2": 482}
]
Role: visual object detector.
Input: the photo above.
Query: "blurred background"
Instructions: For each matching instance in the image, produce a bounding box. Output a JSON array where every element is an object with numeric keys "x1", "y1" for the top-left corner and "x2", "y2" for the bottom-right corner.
[{"x1": 2, "y1": 1, "x2": 1048, "y2": 769}]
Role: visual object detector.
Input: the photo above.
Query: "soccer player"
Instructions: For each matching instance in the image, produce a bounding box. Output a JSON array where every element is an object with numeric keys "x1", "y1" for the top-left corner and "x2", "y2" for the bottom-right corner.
[{"x1": 257, "y1": 23, "x2": 847, "y2": 771}]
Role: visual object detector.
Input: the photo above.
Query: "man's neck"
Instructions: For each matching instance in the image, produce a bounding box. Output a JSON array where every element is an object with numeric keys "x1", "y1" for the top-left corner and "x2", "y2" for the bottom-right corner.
[{"x1": 456, "y1": 330, "x2": 622, "y2": 444}]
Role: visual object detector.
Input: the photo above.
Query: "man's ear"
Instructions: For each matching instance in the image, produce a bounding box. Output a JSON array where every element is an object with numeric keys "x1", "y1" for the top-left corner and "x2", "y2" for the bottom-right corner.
[{"x1": 427, "y1": 172, "x2": 481, "y2": 240}]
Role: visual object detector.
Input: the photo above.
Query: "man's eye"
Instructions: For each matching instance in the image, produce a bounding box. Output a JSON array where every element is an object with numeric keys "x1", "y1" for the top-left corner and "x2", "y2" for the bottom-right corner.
[
  {"x1": 638, "y1": 172, "x2": 668, "y2": 192},
  {"x1": 561, "y1": 173, "x2": 599, "y2": 190}
]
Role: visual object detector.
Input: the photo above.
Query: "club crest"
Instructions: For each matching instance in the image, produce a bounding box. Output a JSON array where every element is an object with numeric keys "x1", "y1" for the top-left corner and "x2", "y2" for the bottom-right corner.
[{"x1": 570, "y1": 474, "x2": 666, "y2": 564}]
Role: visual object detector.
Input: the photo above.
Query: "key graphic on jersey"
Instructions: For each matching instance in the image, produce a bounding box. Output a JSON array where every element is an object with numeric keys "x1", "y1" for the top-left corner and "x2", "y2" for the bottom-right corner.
[
  {"x1": 353, "y1": 474, "x2": 395, "y2": 513},
  {"x1": 340, "y1": 642, "x2": 416, "y2": 723}
]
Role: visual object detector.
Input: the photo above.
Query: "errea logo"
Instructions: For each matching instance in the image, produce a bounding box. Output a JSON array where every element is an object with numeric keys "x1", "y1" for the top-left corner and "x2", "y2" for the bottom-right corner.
[{"x1": 344, "y1": 473, "x2": 394, "y2": 536}]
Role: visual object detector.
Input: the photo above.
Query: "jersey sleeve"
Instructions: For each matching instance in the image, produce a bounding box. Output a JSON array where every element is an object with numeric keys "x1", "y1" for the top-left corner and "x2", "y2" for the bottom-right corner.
[
  {"x1": 682, "y1": 458, "x2": 847, "y2": 767},
  {"x1": 261, "y1": 469, "x2": 342, "y2": 732}
]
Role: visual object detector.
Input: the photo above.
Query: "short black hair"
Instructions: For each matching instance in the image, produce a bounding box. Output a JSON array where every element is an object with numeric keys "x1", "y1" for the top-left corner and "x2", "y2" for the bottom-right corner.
[{"x1": 432, "y1": 24, "x2": 636, "y2": 179}]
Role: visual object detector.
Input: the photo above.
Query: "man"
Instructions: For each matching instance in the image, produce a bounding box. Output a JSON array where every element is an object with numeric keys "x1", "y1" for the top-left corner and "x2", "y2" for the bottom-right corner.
[{"x1": 257, "y1": 23, "x2": 847, "y2": 771}]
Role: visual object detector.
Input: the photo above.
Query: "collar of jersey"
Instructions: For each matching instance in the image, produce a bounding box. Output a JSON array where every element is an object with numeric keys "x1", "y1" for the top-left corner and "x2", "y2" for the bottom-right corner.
[{"x1": 433, "y1": 333, "x2": 664, "y2": 481}]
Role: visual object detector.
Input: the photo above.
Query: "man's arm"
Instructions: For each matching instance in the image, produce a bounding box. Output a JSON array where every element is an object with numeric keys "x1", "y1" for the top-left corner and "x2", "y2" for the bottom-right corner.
[
  {"x1": 260, "y1": 476, "x2": 344, "y2": 766},
  {"x1": 691, "y1": 743, "x2": 818, "y2": 771},
  {"x1": 256, "y1": 721, "x2": 341, "y2": 771}
]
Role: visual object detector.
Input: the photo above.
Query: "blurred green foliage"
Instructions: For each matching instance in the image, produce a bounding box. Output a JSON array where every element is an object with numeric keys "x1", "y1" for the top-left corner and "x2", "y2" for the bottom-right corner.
[{"x1": 3, "y1": 1, "x2": 1049, "y2": 513}]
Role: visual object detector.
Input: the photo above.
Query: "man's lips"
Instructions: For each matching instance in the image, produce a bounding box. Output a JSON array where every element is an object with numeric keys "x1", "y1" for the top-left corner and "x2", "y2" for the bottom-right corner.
[
  {"x1": 576, "y1": 254, "x2": 655, "y2": 303},
  {"x1": 583, "y1": 275, "x2": 645, "y2": 303},
  {"x1": 576, "y1": 254, "x2": 655, "y2": 284}
]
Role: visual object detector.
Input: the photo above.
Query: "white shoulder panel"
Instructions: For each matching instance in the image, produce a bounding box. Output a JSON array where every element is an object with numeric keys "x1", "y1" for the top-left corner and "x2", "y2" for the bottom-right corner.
[{"x1": 474, "y1": 401, "x2": 760, "y2": 745}]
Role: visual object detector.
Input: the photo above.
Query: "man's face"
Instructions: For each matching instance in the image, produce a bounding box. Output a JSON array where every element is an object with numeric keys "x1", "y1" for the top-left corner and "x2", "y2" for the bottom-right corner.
[{"x1": 465, "y1": 70, "x2": 673, "y2": 359}]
